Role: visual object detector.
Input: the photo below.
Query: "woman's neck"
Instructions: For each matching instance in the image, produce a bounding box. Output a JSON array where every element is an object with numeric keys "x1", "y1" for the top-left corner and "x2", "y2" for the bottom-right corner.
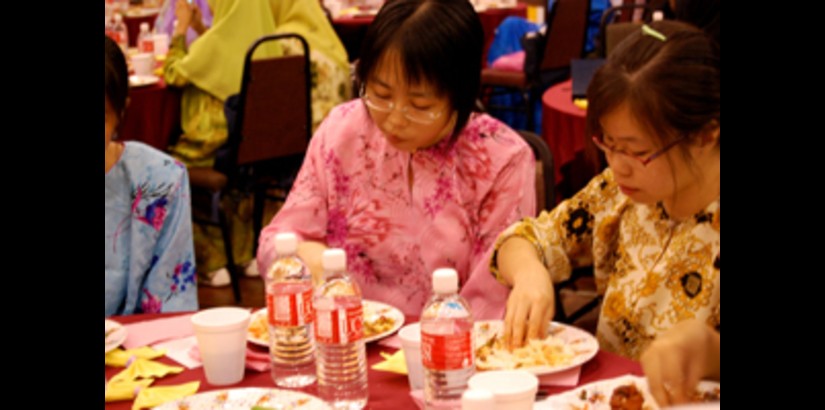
[
  {"x1": 663, "y1": 154, "x2": 720, "y2": 220},
  {"x1": 105, "y1": 141, "x2": 124, "y2": 174}
]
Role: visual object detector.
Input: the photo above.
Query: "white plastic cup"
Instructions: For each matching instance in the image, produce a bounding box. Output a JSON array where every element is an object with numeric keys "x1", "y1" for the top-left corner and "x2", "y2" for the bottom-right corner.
[
  {"x1": 152, "y1": 33, "x2": 170, "y2": 57},
  {"x1": 131, "y1": 53, "x2": 154, "y2": 77},
  {"x1": 191, "y1": 307, "x2": 251, "y2": 386},
  {"x1": 398, "y1": 322, "x2": 424, "y2": 391},
  {"x1": 468, "y1": 370, "x2": 539, "y2": 410}
]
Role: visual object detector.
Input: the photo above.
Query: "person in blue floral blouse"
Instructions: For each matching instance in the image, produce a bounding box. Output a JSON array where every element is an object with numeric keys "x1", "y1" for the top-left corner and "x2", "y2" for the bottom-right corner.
[{"x1": 105, "y1": 35, "x2": 198, "y2": 315}]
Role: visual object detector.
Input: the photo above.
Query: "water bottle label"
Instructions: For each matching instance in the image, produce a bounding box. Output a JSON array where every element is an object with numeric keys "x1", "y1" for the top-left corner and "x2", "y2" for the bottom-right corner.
[
  {"x1": 267, "y1": 286, "x2": 314, "y2": 327},
  {"x1": 139, "y1": 39, "x2": 155, "y2": 53},
  {"x1": 421, "y1": 331, "x2": 473, "y2": 370},
  {"x1": 315, "y1": 304, "x2": 363, "y2": 344}
]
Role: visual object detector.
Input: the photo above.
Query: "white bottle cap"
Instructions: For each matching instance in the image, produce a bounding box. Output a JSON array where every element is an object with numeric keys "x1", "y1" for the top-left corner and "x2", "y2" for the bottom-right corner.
[
  {"x1": 114, "y1": 13, "x2": 123, "y2": 23},
  {"x1": 432, "y1": 268, "x2": 458, "y2": 294},
  {"x1": 461, "y1": 389, "x2": 495, "y2": 410},
  {"x1": 322, "y1": 249, "x2": 347, "y2": 272},
  {"x1": 652, "y1": 10, "x2": 664, "y2": 21},
  {"x1": 140, "y1": 22, "x2": 150, "y2": 31},
  {"x1": 274, "y1": 233, "x2": 298, "y2": 255}
]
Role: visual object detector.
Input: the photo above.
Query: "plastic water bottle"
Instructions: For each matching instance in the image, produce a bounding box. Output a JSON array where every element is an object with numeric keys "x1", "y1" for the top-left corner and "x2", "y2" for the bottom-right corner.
[
  {"x1": 421, "y1": 268, "x2": 475, "y2": 410},
  {"x1": 314, "y1": 249, "x2": 368, "y2": 410},
  {"x1": 137, "y1": 22, "x2": 154, "y2": 54},
  {"x1": 264, "y1": 233, "x2": 317, "y2": 388},
  {"x1": 110, "y1": 13, "x2": 129, "y2": 53}
]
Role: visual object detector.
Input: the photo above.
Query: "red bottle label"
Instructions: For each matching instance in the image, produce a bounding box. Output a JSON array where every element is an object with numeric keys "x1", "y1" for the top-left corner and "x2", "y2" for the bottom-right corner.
[
  {"x1": 315, "y1": 304, "x2": 364, "y2": 344},
  {"x1": 266, "y1": 284, "x2": 314, "y2": 327},
  {"x1": 139, "y1": 39, "x2": 155, "y2": 53},
  {"x1": 421, "y1": 331, "x2": 473, "y2": 370}
]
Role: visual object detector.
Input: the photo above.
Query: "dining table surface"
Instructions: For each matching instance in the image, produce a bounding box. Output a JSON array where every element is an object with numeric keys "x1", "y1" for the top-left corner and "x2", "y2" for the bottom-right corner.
[{"x1": 105, "y1": 310, "x2": 642, "y2": 409}]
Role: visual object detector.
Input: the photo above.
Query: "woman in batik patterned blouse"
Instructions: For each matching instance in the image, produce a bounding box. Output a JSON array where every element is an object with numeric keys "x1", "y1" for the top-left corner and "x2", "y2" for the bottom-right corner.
[{"x1": 492, "y1": 21, "x2": 720, "y2": 406}]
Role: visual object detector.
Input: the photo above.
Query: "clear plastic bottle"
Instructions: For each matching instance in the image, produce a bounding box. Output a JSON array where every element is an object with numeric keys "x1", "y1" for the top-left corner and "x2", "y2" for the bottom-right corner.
[
  {"x1": 264, "y1": 232, "x2": 317, "y2": 388},
  {"x1": 111, "y1": 13, "x2": 129, "y2": 54},
  {"x1": 421, "y1": 268, "x2": 475, "y2": 410},
  {"x1": 137, "y1": 22, "x2": 154, "y2": 54},
  {"x1": 314, "y1": 249, "x2": 368, "y2": 410}
]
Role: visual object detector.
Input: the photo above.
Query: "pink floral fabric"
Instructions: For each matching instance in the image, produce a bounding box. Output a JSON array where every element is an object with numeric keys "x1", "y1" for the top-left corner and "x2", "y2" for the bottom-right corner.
[{"x1": 258, "y1": 101, "x2": 536, "y2": 317}]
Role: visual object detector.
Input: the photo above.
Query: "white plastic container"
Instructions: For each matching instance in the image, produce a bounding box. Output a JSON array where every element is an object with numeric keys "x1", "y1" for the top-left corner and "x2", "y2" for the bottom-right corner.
[{"x1": 467, "y1": 370, "x2": 539, "y2": 410}]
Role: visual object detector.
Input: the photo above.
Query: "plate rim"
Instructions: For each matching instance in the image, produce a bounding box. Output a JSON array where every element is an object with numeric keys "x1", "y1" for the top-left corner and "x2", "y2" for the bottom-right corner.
[
  {"x1": 151, "y1": 386, "x2": 333, "y2": 410},
  {"x1": 128, "y1": 74, "x2": 160, "y2": 87},
  {"x1": 105, "y1": 319, "x2": 127, "y2": 353},
  {"x1": 473, "y1": 319, "x2": 599, "y2": 375}
]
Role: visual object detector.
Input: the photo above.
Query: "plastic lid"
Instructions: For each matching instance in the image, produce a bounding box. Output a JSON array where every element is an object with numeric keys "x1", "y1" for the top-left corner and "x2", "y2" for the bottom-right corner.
[
  {"x1": 322, "y1": 249, "x2": 347, "y2": 272},
  {"x1": 274, "y1": 232, "x2": 298, "y2": 255},
  {"x1": 652, "y1": 10, "x2": 664, "y2": 21},
  {"x1": 461, "y1": 389, "x2": 495, "y2": 410},
  {"x1": 140, "y1": 22, "x2": 150, "y2": 31},
  {"x1": 432, "y1": 268, "x2": 458, "y2": 294}
]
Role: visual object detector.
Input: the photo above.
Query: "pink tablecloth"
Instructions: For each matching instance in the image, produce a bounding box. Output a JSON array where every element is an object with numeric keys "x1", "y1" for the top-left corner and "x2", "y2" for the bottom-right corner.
[
  {"x1": 119, "y1": 79, "x2": 182, "y2": 151},
  {"x1": 541, "y1": 79, "x2": 604, "y2": 201},
  {"x1": 105, "y1": 312, "x2": 641, "y2": 410},
  {"x1": 332, "y1": 4, "x2": 527, "y2": 65}
]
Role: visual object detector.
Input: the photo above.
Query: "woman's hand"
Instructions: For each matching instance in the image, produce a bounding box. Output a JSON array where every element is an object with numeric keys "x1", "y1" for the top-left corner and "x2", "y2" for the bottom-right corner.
[
  {"x1": 173, "y1": 0, "x2": 194, "y2": 36},
  {"x1": 641, "y1": 319, "x2": 721, "y2": 407},
  {"x1": 497, "y1": 237, "x2": 555, "y2": 349}
]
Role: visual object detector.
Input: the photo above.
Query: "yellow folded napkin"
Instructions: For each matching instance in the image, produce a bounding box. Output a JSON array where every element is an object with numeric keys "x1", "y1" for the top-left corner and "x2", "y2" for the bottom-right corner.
[
  {"x1": 371, "y1": 350, "x2": 408, "y2": 375},
  {"x1": 110, "y1": 357, "x2": 184, "y2": 384},
  {"x1": 131, "y1": 381, "x2": 200, "y2": 410},
  {"x1": 573, "y1": 98, "x2": 588, "y2": 110},
  {"x1": 105, "y1": 379, "x2": 154, "y2": 402},
  {"x1": 106, "y1": 346, "x2": 167, "y2": 367}
]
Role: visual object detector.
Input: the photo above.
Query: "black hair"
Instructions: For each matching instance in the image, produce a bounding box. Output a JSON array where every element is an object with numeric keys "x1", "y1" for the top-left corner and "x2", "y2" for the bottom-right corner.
[
  {"x1": 105, "y1": 35, "x2": 129, "y2": 118},
  {"x1": 356, "y1": 0, "x2": 483, "y2": 139}
]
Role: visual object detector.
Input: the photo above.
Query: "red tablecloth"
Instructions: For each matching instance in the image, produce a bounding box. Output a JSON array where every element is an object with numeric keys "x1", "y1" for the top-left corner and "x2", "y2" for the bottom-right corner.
[
  {"x1": 119, "y1": 80, "x2": 182, "y2": 151},
  {"x1": 541, "y1": 79, "x2": 604, "y2": 200},
  {"x1": 332, "y1": 4, "x2": 527, "y2": 65},
  {"x1": 105, "y1": 312, "x2": 641, "y2": 410}
]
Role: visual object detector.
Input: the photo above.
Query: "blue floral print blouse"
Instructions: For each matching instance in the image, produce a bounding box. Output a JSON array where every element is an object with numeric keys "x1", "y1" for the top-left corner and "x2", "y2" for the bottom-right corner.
[{"x1": 105, "y1": 141, "x2": 197, "y2": 316}]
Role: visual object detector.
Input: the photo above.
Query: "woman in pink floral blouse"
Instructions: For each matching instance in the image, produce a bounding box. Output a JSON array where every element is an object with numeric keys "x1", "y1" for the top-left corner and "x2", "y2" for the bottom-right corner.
[{"x1": 256, "y1": 0, "x2": 536, "y2": 317}]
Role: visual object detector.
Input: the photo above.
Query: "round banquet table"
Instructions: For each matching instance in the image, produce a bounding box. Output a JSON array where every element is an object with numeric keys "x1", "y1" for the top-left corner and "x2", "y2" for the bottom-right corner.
[
  {"x1": 119, "y1": 79, "x2": 182, "y2": 151},
  {"x1": 105, "y1": 311, "x2": 642, "y2": 410},
  {"x1": 332, "y1": 4, "x2": 527, "y2": 65},
  {"x1": 541, "y1": 79, "x2": 605, "y2": 201}
]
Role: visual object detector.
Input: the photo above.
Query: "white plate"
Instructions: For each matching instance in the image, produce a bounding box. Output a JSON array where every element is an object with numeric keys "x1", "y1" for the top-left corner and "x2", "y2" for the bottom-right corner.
[
  {"x1": 473, "y1": 320, "x2": 598, "y2": 375},
  {"x1": 105, "y1": 319, "x2": 127, "y2": 353},
  {"x1": 534, "y1": 375, "x2": 720, "y2": 410},
  {"x1": 129, "y1": 74, "x2": 160, "y2": 87},
  {"x1": 152, "y1": 387, "x2": 332, "y2": 410},
  {"x1": 247, "y1": 299, "x2": 405, "y2": 347}
]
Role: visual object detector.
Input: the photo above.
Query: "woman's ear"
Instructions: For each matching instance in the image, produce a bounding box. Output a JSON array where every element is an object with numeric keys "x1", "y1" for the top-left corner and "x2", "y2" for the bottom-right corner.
[{"x1": 698, "y1": 119, "x2": 720, "y2": 147}]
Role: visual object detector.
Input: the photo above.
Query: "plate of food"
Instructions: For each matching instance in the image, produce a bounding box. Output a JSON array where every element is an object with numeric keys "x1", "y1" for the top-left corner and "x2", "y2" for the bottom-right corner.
[
  {"x1": 105, "y1": 319, "x2": 127, "y2": 353},
  {"x1": 473, "y1": 320, "x2": 598, "y2": 375},
  {"x1": 534, "y1": 375, "x2": 720, "y2": 410},
  {"x1": 151, "y1": 387, "x2": 331, "y2": 410},
  {"x1": 247, "y1": 299, "x2": 404, "y2": 347}
]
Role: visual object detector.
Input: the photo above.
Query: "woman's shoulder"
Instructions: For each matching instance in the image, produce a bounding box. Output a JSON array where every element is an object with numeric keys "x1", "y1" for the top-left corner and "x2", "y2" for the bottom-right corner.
[
  {"x1": 121, "y1": 141, "x2": 189, "y2": 184},
  {"x1": 313, "y1": 100, "x2": 376, "y2": 146},
  {"x1": 458, "y1": 112, "x2": 532, "y2": 157}
]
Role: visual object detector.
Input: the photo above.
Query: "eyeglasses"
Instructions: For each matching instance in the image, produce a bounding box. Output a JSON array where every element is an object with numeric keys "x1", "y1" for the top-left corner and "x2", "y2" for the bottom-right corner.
[
  {"x1": 591, "y1": 134, "x2": 686, "y2": 167},
  {"x1": 360, "y1": 85, "x2": 444, "y2": 125}
]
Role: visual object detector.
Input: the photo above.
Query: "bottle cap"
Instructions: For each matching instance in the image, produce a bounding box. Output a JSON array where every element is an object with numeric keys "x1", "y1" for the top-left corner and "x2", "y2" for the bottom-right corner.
[
  {"x1": 140, "y1": 22, "x2": 150, "y2": 31},
  {"x1": 432, "y1": 268, "x2": 458, "y2": 294},
  {"x1": 461, "y1": 389, "x2": 495, "y2": 410},
  {"x1": 274, "y1": 232, "x2": 298, "y2": 255},
  {"x1": 322, "y1": 249, "x2": 347, "y2": 272},
  {"x1": 114, "y1": 13, "x2": 123, "y2": 23}
]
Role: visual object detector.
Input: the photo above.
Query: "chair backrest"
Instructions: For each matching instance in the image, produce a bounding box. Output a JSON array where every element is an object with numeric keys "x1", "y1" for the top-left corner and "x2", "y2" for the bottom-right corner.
[
  {"x1": 597, "y1": 4, "x2": 656, "y2": 57},
  {"x1": 517, "y1": 130, "x2": 555, "y2": 213},
  {"x1": 232, "y1": 33, "x2": 312, "y2": 169},
  {"x1": 540, "y1": 0, "x2": 590, "y2": 71}
]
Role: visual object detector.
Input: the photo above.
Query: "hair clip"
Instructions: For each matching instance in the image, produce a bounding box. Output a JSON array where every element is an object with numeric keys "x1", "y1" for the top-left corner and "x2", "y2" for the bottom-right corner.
[{"x1": 641, "y1": 24, "x2": 667, "y2": 42}]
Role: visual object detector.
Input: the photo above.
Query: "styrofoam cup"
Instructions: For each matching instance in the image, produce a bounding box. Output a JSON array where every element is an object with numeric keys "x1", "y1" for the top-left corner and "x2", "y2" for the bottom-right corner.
[
  {"x1": 398, "y1": 322, "x2": 424, "y2": 390},
  {"x1": 191, "y1": 307, "x2": 251, "y2": 386},
  {"x1": 468, "y1": 370, "x2": 539, "y2": 410}
]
